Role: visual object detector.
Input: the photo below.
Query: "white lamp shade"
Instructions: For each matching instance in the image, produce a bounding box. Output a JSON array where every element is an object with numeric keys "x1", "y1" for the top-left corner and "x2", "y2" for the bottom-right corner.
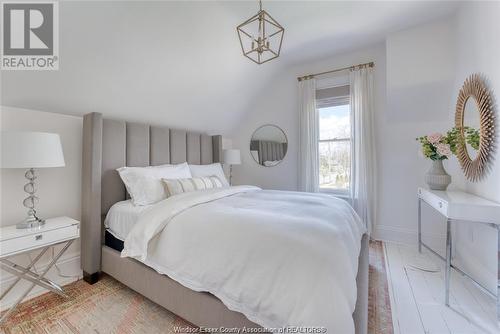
[
  {"x1": 223, "y1": 149, "x2": 241, "y2": 165},
  {"x1": 1, "y1": 131, "x2": 65, "y2": 168}
]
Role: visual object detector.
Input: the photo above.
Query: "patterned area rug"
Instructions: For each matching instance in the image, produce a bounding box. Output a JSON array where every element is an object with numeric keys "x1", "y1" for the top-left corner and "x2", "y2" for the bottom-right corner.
[
  {"x1": 1, "y1": 241, "x2": 392, "y2": 334},
  {"x1": 369, "y1": 240, "x2": 394, "y2": 334}
]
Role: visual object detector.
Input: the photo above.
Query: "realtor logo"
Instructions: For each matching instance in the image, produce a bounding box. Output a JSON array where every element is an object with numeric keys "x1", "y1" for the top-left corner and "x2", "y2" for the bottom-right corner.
[{"x1": 1, "y1": 1, "x2": 59, "y2": 70}]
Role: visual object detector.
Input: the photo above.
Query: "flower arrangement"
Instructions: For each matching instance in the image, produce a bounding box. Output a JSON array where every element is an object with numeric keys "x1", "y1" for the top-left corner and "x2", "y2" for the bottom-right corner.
[
  {"x1": 416, "y1": 133, "x2": 453, "y2": 160},
  {"x1": 417, "y1": 127, "x2": 480, "y2": 161}
]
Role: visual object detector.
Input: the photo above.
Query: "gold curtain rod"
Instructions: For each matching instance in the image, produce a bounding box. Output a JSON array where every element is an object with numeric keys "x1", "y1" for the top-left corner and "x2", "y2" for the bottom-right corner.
[{"x1": 297, "y1": 61, "x2": 374, "y2": 82}]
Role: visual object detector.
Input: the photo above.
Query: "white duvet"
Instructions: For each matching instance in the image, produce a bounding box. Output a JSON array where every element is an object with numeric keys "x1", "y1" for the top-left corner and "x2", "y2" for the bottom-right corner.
[{"x1": 122, "y1": 186, "x2": 366, "y2": 333}]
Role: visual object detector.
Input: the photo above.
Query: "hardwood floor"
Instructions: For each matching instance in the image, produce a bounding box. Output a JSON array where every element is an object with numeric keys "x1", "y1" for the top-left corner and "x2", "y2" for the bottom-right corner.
[{"x1": 384, "y1": 242, "x2": 499, "y2": 334}]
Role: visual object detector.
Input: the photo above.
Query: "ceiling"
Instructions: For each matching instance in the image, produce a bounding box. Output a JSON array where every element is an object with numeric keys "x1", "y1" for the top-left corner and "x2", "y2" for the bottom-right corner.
[{"x1": 1, "y1": 1, "x2": 459, "y2": 135}]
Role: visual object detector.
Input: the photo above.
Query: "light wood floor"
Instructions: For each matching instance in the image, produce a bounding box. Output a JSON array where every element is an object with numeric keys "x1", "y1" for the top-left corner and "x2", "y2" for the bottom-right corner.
[{"x1": 384, "y1": 242, "x2": 499, "y2": 334}]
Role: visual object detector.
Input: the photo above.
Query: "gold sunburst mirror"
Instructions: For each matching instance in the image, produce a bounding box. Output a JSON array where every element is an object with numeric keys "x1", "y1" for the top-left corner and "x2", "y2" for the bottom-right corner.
[{"x1": 455, "y1": 74, "x2": 495, "y2": 182}]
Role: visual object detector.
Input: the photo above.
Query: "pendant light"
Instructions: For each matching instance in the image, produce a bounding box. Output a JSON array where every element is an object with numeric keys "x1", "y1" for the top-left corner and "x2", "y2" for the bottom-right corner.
[{"x1": 236, "y1": 0, "x2": 284, "y2": 64}]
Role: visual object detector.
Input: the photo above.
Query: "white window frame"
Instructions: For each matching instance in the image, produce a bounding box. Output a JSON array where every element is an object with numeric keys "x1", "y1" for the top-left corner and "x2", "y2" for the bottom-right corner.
[{"x1": 317, "y1": 95, "x2": 351, "y2": 197}]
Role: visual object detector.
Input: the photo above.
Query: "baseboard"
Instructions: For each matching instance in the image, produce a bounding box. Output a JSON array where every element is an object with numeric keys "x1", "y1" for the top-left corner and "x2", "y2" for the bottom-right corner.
[
  {"x1": 373, "y1": 225, "x2": 446, "y2": 255},
  {"x1": 0, "y1": 253, "x2": 82, "y2": 310},
  {"x1": 373, "y1": 225, "x2": 416, "y2": 245}
]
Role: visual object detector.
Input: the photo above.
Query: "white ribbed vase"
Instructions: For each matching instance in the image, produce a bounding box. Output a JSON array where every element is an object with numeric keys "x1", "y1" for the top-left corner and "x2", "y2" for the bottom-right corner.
[{"x1": 425, "y1": 160, "x2": 451, "y2": 191}]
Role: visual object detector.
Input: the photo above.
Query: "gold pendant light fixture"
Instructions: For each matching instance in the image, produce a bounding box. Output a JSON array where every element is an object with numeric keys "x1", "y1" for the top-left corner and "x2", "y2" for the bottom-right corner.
[{"x1": 236, "y1": 0, "x2": 284, "y2": 64}]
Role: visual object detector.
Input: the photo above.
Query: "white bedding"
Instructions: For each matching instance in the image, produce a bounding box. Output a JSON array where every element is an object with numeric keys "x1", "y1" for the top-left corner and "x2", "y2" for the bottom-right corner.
[
  {"x1": 122, "y1": 186, "x2": 366, "y2": 333},
  {"x1": 104, "y1": 200, "x2": 152, "y2": 240}
]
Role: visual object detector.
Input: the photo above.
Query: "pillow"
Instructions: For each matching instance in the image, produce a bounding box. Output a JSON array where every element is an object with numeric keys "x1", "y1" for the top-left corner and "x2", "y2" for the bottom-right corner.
[
  {"x1": 117, "y1": 162, "x2": 192, "y2": 205},
  {"x1": 162, "y1": 176, "x2": 224, "y2": 197},
  {"x1": 189, "y1": 163, "x2": 229, "y2": 187},
  {"x1": 264, "y1": 160, "x2": 281, "y2": 167}
]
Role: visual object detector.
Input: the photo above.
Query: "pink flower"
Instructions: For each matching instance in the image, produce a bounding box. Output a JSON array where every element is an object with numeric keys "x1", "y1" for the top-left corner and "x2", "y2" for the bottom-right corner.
[
  {"x1": 427, "y1": 133, "x2": 443, "y2": 145},
  {"x1": 436, "y1": 143, "x2": 452, "y2": 158}
]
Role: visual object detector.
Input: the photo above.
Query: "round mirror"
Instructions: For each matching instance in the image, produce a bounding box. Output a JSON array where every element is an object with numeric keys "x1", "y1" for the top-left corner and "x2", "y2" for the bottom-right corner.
[
  {"x1": 462, "y1": 97, "x2": 481, "y2": 161},
  {"x1": 250, "y1": 125, "x2": 288, "y2": 167},
  {"x1": 455, "y1": 74, "x2": 495, "y2": 182}
]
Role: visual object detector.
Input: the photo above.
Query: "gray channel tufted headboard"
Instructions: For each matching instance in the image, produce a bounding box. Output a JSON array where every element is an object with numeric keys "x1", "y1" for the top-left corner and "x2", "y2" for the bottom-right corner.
[{"x1": 81, "y1": 112, "x2": 223, "y2": 282}]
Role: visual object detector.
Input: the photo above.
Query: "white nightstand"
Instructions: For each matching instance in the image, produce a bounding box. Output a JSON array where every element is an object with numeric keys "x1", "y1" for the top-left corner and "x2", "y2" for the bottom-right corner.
[{"x1": 0, "y1": 216, "x2": 80, "y2": 323}]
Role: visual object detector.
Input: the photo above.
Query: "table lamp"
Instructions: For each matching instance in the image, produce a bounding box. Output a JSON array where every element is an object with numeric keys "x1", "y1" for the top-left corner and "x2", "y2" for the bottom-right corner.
[
  {"x1": 223, "y1": 149, "x2": 241, "y2": 186},
  {"x1": 1, "y1": 132, "x2": 65, "y2": 229}
]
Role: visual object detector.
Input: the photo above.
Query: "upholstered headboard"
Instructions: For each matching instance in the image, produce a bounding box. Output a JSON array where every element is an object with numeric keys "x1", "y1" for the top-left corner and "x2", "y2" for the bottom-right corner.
[
  {"x1": 81, "y1": 112, "x2": 223, "y2": 283},
  {"x1": 250, "y1": 140, "x2": 287, "y2": 164}
]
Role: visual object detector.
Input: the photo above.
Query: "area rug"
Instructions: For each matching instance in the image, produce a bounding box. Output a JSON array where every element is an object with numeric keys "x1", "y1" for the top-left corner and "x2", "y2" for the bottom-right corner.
[
  {"x1": 368, "y1": 240, "x2": 394, "y2": 334},
  {"x1": 1, "y1": 241, "x2": 392, "y2": 334}
]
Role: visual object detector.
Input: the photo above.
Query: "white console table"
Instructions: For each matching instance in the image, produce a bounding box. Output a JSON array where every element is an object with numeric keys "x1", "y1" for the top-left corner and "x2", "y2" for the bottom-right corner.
[
  {"x1": 417, "y1": 188, "x2": 500, "y2": 321},
  {"x1": 0, "y1": 217, "x2": 80, "y2": 323}
]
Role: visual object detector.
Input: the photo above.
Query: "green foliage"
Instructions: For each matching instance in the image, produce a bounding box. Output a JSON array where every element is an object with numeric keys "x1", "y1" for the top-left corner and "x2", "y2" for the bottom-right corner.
[
  {"x1": 445, "y1": 127, "x2": 480, "y2": 154},
  {"x1": 464, "y1": 127, "x2": 480, "y2": 150},
  {"x1": 444, "y1": 127, "x2": 461, "y2": 154}
]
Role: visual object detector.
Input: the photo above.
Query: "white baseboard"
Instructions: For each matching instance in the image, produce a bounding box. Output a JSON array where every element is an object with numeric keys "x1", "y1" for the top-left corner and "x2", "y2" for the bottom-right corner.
[
  {"x1": 0, "y1": 253, "x2": 82, "y2": 310},
  {"x1": 373, "y1": 225, "x2": 416, "y2": 245},
  {"x1": 373, "y1": 224, "x2": 446, "y2": 256}
]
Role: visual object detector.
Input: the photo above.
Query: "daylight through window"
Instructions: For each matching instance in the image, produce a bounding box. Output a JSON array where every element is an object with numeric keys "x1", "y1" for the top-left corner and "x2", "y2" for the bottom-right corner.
[{"x1": 318, "y1": 102, "x2": 351, "y2": 193}]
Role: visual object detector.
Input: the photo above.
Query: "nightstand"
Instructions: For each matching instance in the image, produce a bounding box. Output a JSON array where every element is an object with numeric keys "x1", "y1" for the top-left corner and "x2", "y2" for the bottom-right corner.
[{"x1": 0, "y1": 216, "x2": 80, "y2": 323}]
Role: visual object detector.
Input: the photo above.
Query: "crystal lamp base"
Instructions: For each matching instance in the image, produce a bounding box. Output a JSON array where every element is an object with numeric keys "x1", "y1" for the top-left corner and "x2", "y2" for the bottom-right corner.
[
  {"x1": 16, "y1": 215, "x2": 45, "y2": 229},
  {"x1": 16, "y1": 168, "x2": 46, "y2": 229}
]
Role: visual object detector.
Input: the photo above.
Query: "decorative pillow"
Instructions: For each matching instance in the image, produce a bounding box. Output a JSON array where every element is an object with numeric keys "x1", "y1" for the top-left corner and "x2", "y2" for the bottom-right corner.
[
  {"x1": 163, "y1": 176, "x2": 224, "y2": 197},
  {"x1": 189, "y1": 163, "x2": 229, "y2": 187},
  {"x1": 117, "y1": 162, "x2": 192, "y2": 205}
]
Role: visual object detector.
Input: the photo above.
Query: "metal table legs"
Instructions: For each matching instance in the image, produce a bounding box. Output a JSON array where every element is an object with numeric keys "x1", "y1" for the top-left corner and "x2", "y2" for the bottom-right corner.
[
  {"x1": 417, "y1": 197, "x2": 500, "y2": 325},
  {"x1": 418, "y1": 198, "x2": 422, "y2": 254},
  {"x1": 0, "y1": 239, "x2": 74, "y2": 324},
  {"x1": 445, "y1": 218, "x2": 452, "y2": 306}
]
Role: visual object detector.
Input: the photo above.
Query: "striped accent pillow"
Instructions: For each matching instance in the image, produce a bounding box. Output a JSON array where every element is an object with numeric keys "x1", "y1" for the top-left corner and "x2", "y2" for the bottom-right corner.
[{"x1": 162, "y1": 176, "x2": 225, "y2": 197}]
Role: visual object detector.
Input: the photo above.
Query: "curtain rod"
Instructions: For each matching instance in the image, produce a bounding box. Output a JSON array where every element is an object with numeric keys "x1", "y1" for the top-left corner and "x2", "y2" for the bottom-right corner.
[{"x1": 297, "y1": 61, "x2": 374, "y2": 82}]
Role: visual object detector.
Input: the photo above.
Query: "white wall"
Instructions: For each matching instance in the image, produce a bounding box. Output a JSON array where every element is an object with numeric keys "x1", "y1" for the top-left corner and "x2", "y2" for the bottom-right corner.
[
  {"x1": 231, "y1": 44, "x2": 386, "y2": 192},
  {"x1": 378, "y1": 17, "x2": 462, "y2": 253},
  {"x1": 451, "y1": 2, "x2": 500, "y2": 293},
  {"x1": 0, "y1": 106, "x2": 83, "y2": 307}
]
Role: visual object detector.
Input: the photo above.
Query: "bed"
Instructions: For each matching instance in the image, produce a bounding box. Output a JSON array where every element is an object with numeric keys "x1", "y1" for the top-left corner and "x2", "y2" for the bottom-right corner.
[{"x1": 81, "y1": 112, "x2": 369, "y2": 334}]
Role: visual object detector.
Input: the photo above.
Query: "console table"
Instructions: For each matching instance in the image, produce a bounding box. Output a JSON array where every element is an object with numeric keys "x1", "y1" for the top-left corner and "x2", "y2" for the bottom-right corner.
[
  {"x1": 417, "y1": 188, "x2": 500, "y2": 320},
  {"x1": 0, "y1": 217, "x2": 80, "y2": 323}
]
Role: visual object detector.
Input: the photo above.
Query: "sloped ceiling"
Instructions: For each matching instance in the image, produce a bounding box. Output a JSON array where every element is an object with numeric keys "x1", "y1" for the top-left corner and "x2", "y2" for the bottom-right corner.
[{"x1": 1, "y1": 1, "x2": 458, "y2": 135}]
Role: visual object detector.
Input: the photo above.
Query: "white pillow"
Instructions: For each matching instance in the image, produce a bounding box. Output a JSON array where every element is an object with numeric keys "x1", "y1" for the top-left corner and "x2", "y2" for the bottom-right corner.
[
  {"x1": 117, "y1": 162, "x2": 192, "y2": 205},
  {"x1": 162, "y1": 176, "x2": 224, "y2": 197},
  {"x1": 264, "y1": 160, "x2": 281, "y2": 167},
  {"x1": 189, "y1": 163, "x2": 229, "y2": 187}
]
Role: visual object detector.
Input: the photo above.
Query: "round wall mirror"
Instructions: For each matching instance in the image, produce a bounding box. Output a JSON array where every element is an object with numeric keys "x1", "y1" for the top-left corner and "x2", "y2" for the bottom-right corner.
[
  {"x1": 455, "y1": 74, "x2": 495, "y2": 182},
  {"x1": 250, "y1": 125, "x2": 288, "y2": 167}
]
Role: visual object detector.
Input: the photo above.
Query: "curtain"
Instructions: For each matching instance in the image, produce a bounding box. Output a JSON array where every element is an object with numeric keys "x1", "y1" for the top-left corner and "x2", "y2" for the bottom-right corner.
[
  {"x1": 298, "y1": 78, "x2": 319, "y2": 192},
  {"x1": 349, "y1": 67, "x2": 376, "y2": 234}
]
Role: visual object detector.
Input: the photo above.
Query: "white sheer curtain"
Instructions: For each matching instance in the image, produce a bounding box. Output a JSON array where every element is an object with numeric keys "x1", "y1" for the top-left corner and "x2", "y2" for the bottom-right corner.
[
  {"x1": 349, "y1": 67, "x2": 376, "y2": 234},
  {"x1": 298, "y1": 78, "x2": 319, "y2": 192}
]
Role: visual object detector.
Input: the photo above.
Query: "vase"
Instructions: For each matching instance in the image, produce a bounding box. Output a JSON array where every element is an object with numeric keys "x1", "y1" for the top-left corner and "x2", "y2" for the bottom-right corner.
[{"x1": 425, "y1": 160, "x2": 451, "y2": 191}]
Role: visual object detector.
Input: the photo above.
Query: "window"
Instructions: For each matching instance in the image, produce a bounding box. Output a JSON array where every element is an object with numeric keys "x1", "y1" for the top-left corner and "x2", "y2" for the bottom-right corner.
[{"x1": 316, "y1": 85, "x2": 351, "y2": 194}]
